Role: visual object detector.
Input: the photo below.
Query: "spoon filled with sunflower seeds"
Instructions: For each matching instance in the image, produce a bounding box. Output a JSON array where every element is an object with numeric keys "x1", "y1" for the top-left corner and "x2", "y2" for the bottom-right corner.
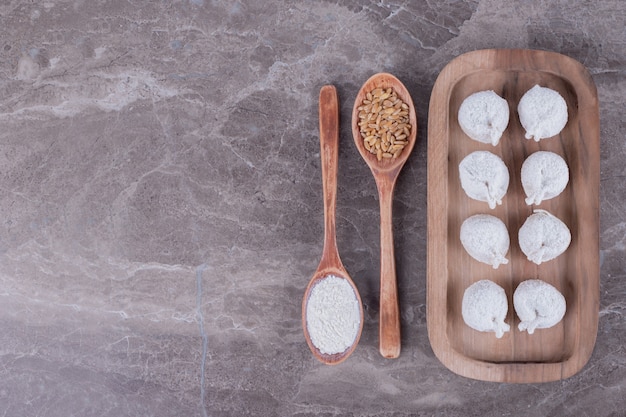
[{"x1": 351, "y1": 73, "x2": 417, "y2": 359}]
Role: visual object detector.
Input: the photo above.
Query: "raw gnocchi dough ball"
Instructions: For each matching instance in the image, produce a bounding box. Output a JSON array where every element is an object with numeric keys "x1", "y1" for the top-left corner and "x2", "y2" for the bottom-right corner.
[
  {"x1": 518, "y1": 85, "x2": 568, "y2": 142},
  {"x1": 518, "y1": 209, "x2": 571, "y2": 265},
  {"x1": 462, "y1": 280, "x2": 511, "y2": 338},
  {"x1": 521, "y1": 151, "x2": 569, "y2": 205},
  {"x1": 514, "y1": 279, "x2": 566, "y2": 334},
  {"x1": 458, "y1": 90, "x2": 510, "y2": 146},
  {"x1": 460, "y1": 214, "x2": 510, "y2": 269},
  {"x1": 459, "y1": 151, "x2": 509, "y2": 209}
]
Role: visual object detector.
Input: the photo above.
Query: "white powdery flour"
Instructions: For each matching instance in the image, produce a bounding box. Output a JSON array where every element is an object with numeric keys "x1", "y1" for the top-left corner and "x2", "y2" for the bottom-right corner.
[{"x1": 306, "y1": 275, "x2": 360, "y2": 355}]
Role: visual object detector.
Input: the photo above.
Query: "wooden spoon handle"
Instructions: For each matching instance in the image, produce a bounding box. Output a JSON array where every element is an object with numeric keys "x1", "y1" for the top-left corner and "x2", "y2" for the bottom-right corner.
[
  {"x1": 319, "y1": 85, "x2": 341, "y2": 268},
  {"x1": 377, "y1": 181, "x2": 401, "y2": 358}
]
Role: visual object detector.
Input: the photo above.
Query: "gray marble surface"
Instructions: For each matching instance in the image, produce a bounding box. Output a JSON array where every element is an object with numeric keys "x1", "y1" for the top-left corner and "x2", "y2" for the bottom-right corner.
[{"x1": 0, "y1": 0, "x2": 624, "y2": 416}]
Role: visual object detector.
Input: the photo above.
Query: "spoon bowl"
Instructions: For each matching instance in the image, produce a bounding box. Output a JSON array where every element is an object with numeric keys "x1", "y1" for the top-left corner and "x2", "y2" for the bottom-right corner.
[
  {"x1": 352, "y1": 73, "x2": 418, "y2": 174},
  {"x1": 351, "y1": 73, "x2": 417, "y2": 358},
  {"x1": 302, "y1": 265, "x2": 363, "y2": 365},
  {"x1": 302, "y1": 85, "x2": 364, "y2": 365}
]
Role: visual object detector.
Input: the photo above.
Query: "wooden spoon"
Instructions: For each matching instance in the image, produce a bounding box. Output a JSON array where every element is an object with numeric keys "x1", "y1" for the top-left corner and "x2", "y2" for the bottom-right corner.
[
  {"x1": 302, "y1": 85, "x2": 364, "y2": 365},
  {"x1": 351, "y1": 73, "x2": 417, "y2": 358}
]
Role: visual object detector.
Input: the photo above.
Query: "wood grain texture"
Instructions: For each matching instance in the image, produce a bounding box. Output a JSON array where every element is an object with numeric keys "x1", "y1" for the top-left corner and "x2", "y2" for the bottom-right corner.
[
  {"x1": 426, "y1": 49, "x2": 600, "y2": 383},
  {"x1": 302, "y1": 85, "x2": 364, "y2": 365},
  {"x1": 351, "y1": 73, "x2": 418, "y2": 359}
]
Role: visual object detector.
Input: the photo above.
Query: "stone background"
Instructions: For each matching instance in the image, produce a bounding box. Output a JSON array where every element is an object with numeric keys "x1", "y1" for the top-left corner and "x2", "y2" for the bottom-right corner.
[{"x1": 0, "y1": 0, "x2": 624, "y2": 416}]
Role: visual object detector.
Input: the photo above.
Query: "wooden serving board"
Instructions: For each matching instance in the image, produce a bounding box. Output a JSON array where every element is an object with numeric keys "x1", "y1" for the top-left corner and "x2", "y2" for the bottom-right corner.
[{"x1": 426, "y1": 49, "x2": 600, "y2": 383}]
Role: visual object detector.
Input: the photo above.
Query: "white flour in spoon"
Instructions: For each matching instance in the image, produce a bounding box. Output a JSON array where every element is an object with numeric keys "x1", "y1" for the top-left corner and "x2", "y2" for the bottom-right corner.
[{"x1": 306, "y1": 275, "x2": 361, "y2": 355}]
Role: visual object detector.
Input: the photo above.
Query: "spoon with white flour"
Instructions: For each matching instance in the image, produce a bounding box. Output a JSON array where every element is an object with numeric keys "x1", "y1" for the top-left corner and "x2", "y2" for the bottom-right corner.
[{"x1": 302, "y1": 85, "x2": 364, "y2": 365}]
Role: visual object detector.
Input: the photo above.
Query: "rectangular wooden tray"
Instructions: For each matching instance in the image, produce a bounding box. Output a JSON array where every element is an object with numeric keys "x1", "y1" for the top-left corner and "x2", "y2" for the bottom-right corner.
[{"x1": 426, "y1": 49, "x2": 600, "y2": 383}]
